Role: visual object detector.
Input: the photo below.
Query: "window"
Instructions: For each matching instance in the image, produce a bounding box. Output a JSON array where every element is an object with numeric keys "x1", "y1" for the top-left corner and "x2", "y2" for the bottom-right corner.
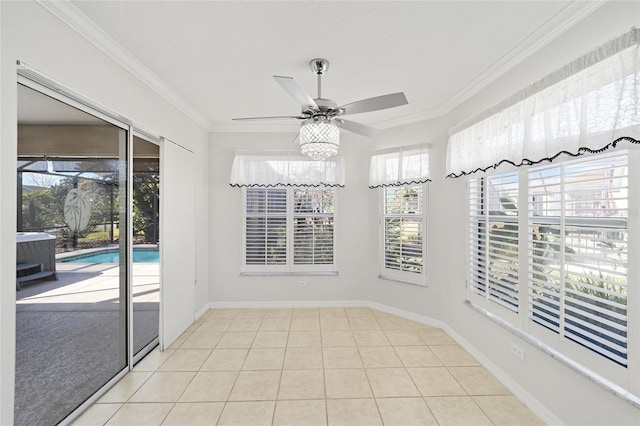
[
  {"x1": 468, "y1": 150, "x2": 631, "y2": 368},
  {"x1": 380, "y1": 184, "x2": 425, "y2": 283},
  {"x1": 243, "y1": 187, "x2": 335, "y2": 273}
]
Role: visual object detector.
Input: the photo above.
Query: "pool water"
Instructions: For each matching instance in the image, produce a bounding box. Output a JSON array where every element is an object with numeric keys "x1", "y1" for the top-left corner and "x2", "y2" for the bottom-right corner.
[{"x1": 60, "y1": 249, "x2": 159, "y2": 263}]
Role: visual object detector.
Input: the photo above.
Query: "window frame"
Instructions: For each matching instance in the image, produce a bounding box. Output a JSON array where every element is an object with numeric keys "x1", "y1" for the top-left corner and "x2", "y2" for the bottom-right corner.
[
  {"x1": 241, "y1": 186, "x2": 338, "y2": 275},
  {"x1": 466, "y1": 147, "x2": 639, "y2": 392},
  {"x1": 378, "y1": 183, "x2": 428, "y2": 286}
]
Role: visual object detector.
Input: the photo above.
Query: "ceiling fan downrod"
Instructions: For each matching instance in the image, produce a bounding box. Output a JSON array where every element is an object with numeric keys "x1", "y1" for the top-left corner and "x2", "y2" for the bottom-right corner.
[{"x1": 310, "y1": 58, "x2": 329, "y2": 99}]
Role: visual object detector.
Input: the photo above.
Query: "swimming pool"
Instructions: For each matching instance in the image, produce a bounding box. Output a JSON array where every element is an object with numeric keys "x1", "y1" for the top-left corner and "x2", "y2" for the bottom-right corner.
[{"x1": 60, "y1": 248, "x2": 159, "y2": 263}]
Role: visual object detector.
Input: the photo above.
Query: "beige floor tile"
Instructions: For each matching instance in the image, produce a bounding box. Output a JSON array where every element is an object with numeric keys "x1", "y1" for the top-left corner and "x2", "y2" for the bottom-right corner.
[
  {"x1": 98, "y1": 372, "x2": 153, "y2": 403},
  {"x1": 197, "y1": 318, "x2": 232, "y2": 333},
  {"x1": 106, "y1": 403, "x2": 172, "y2": 426},
  {"x1": 228, "y1": 317, "x2": 262, "y2": 332},
  {"x1": 321, "y1": 330, "x2": 356, "y2": 347},
  {"x1": 324, "y1": 369, "x2": 372, "y2": 398},
  {"x1": 209, "y1": 309, "x2": 241, "y2": 320},
  {"x1": 179, "y1": 371, "x2": 238, "y2": 402},
  {"x1": 376, "y1": 397, "x2": 438, "y2": 426},
  {"x1": 385, "y1": 329, "x2": 424, "y2": 345},
  {"x1": 291, "y1": 308, "x2": 319, "y2": 318},
  {"x1": 407, "y1": 367, "x2": 466, "y2": 397},
  {"x1": 252, "y1": 331, "x2": 289, "y2": 348},
  {"x1": 129, "y1": 371, "x2": 195, "y2": 402},
  {"x1": 201, "y1": 348, "x2": 248, "y2": 371},
  {"x1": 73, "y1": 403, "x2": 122, "y2": 426},
  {"x1": 320, "y1": 317, "x2": 351, "y2": 330},
  {"x1": 345, "y1": 307, "x2": 374, "y2": 318},
  {"x1": 358, "y1": 346, "x2": 402, "y2": 368},
  {"x1": 273, "y1": 400, "x2": 326, "y2": 426},
  {"x1": 216, "y1": 332, "x2": 256, "y2": 349},
  {"x1": 290, "y1": 317, "x2": 320, "y2": 331},
  {"x1": 323, "y1": 347, "x2": 363, "y2": 369},
  {"x1": 448, "y1": 366, "x2": 510, "y2": 395},
  {"x1": 473, "y1": 395, "x2": 545, "y2": 425},
  {"x1": 168, "y1": 333, "x2": 191, "y2": 349},
  {"x1": 158, "y1": 349, "x2": 211, "y2": 371},
  {"x1": 425, "y1": 396, "x2": 492, "y2": 426},
  {"x1": 287, "y1": 331, "x2": 321, "y2": 348},
  {"x1": 284, "y1": 347, "x2": 323, "y2": 369},
  {"x1": 133, "y1": 348, "x2": 175, "y2": 372},
  {"x1": 353, "y1": 329, "x2": 390, "y2": 346},
  {"x1": 326, "y1": 399, "x2": 382, "y2": 426},
  {"x1": 265, "y1": 308, "x2": 293, "y2": 319},
  {"x1": 180, "y1": 332, "x2": 223, "y2": 349},
  {"x1": 348, "y1": 317, "x2": 381, "y2": 330},
  {"x1": 242, "y1": 348, "x2": 285, "y2": 370},
  {"x1": 318, "y1": 307, "x2": 346, "y2": 318},
  {"x1": 376, "y1": 316, "x2": 413, "y2": 330},
  {"x1": 418, "y1": 328, "x2": 456, "y2": 345},
  {"x1": 366, "y1": 368, "x2": 420, "y2": 397},
  {"x1": 278, "y1": 369, "x2": 325, "y2": 400},
  {"x1": 162, "y1": 402, "x2": 225, "y2": 426},
  {"x1": 235, "y1": 308, "x2": 267, "y2": 319},
  {"x1": 229, "y1": 370, "x2": 281, "y2": 401},
  {"x1": 217, "y1": 401, "x2": 275, "y2": 426},
  {"x1": 430, "y1": 345, "x2": 480, "y2": 366},
  {"x1": 395, "y1": 345, "x2": 442, "y2": 367},
  {"x1": 260, "y1": 318, "x2": 291, "y2": 331}
]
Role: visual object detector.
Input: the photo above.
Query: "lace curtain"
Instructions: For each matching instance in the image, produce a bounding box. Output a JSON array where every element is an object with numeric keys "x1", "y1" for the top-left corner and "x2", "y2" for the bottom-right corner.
[
  {"x1": 369, "y1": 144, "x2": 430, "y2": 188},
  {"x1": 230, "y1": 151, "x2": 345, "y2": 187},
  {"x1": 446, "y1": 28, "x2": 640, "y2": 178}
]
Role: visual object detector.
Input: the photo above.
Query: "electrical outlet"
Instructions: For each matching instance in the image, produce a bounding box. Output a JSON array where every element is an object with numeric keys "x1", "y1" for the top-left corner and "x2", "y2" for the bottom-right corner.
[
  {"x1": 297, "y1": 281, "x2": 307, "y2": 287},
  {"x1": 511, "y1": 343, "x2": 525, "y2": 360}
]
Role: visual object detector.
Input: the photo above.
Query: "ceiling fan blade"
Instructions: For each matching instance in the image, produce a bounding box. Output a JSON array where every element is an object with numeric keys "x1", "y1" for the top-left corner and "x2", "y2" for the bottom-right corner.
[
  {"x1": 338, "y1": 92, "x2": 408, "y2": 116},
  {"x1": 336, "y1": 119, "x2": 381, "y2": 138},
  {"x1": 273, "y1": 75, "x2": 318, "y2": 110},
  {"x1": 232, "y1": 115, "x2": 308, "y2": 121}
]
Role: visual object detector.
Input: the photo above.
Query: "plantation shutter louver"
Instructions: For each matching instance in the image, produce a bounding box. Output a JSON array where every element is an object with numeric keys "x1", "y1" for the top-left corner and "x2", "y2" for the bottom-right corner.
[
  {"x1": 383, "y1": 185, "x2": 424, "y2": 275},
  {"x1": 469, "y1": 172, "x2": 520, "y2": 312},
  {"x1": 293, "y1": 188, "x2": 334, "y2": 265},
  {"x1": 245, "y1": 188, "x2": 287, "y2": 265},
  {"x1": 528, "y1": 152, "x2": 628, "y2": 365}
]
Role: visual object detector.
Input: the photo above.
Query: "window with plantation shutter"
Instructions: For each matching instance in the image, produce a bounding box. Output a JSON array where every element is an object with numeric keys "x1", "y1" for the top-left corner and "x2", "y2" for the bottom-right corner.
[
  {"x1": 528, "y1": 152, "x2": 628, "y2": 366},
  {"x1": 243, "y1": 187, "x2": 336, "y2": 273},
  {"x1": 469, "y1": 172, "x2": 519, "y2": 312},
  {"x1": 381, "y1": 185, "x2": 425, "y2": 283}
]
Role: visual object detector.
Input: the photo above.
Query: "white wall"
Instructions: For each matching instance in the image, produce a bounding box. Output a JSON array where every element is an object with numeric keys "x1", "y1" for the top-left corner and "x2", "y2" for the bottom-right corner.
[{"x1": 0, "y1": 2, "x2": 209, "y2": 424}]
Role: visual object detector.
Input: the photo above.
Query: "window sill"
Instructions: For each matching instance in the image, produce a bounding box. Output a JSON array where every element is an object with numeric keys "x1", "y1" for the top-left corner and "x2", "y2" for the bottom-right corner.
[
  {"x1": 378, "y1": 274, "x2": 428, "y2": 288},
  {"x1": 240, "y1": 271, "x2": 338, "y2": 277}
]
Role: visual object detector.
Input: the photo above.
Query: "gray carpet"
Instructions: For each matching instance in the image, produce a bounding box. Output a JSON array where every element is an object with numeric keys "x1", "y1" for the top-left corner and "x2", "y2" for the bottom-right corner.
[{"x1": 15, "y1": 303, "x2": 158, "y2": 426}]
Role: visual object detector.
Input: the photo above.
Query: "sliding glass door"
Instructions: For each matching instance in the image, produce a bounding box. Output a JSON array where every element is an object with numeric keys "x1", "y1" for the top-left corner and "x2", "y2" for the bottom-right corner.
[{"x1": 15, "y1": 83, "x2": 131, "y2": 425}]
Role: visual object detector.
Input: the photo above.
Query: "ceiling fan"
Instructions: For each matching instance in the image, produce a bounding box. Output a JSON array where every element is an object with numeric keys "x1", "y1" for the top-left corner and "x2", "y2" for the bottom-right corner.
[{"x1": 233, "y1": 58, "x2": 408, "y2": 160}]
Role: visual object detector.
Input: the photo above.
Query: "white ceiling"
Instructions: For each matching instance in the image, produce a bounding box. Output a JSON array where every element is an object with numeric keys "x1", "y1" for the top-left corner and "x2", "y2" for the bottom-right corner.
[{"x1": 63, "y1": 1, "x2": 601, "y2": 133}]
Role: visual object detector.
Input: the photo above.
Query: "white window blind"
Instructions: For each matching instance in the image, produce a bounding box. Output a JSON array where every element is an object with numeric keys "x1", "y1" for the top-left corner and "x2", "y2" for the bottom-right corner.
[
  {"x1": 528, "y1": 152, "x2": 628, "y2": 366},
  {"x1": 369, "y1": 145, "x2": 430, "y2": 188},
  {"x1": 231, "y1": 151, "x2": 345, "y2": 187},
  {"x1": 469, "y1": 172, "x2": 519, "y2": 312},
  {"x1": 243, "y1": 187, "x2": 336, "y2": 273},
  {"x1": 448, "y1": 28, "x2": 640, "y2": 178},
  {"x1": 382, "y1": 185, "x2": 425, "y2": 281}
]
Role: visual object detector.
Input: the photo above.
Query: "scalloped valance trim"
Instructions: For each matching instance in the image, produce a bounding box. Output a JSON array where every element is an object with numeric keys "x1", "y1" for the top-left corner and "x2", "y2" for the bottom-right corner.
[
  {"x1": 446, "y1": 137, "x2": 639, "y2": 178},
  {"x1": 369, "y1": 179, "x2": 432, "y2": 189},
  {"x1": 230, "y1": 183, "x2": 344, "y2": 188}
]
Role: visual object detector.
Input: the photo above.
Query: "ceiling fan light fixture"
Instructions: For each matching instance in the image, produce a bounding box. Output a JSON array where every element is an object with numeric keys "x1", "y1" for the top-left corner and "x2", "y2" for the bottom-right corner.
[{"x1": 299, "y1": 120, "x2": 340, "y2": 161}]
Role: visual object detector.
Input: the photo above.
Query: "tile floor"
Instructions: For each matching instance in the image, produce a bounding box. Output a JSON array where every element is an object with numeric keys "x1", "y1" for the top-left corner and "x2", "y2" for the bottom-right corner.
[{"x1": 73, "y1": 307, "x2": 544, "y2": 426}]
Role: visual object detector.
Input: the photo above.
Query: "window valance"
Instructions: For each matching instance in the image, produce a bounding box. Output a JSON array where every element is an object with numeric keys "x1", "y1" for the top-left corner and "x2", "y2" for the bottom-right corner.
[
  {"x1": 446, "y1": 28, "x2": 640, "y2": 178},
  {"x1": 230, "y1": 151, "x2": 345, "y2": 187},
  {"x1": 369, "y1": 144, "x2": 430, "y2": 188}
]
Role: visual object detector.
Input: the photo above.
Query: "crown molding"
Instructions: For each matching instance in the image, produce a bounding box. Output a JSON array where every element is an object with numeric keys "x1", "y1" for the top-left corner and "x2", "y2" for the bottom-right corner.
[
  {"x1": 36, "y1": 0, "x2": 212, "y2": 131},
  {"x1": 372, "y1": 0, "x2": 607, "y2": 130}
]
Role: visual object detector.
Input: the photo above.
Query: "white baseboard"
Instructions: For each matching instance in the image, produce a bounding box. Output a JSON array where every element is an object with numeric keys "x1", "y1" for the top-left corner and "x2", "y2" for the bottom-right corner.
[
  {"x1": 204, "y1": 299, "x2": 561, "y2": 425},
  {"x1": 195, "y1": 302, "x2": 211, "y2": 321}
]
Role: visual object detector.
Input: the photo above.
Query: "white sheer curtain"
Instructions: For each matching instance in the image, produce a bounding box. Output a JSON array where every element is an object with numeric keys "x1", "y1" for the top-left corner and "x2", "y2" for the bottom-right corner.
[
  {"x1": 369, "y1": 144, "x2": 430, "y2": 188},
  {"x1": 230, "y1": 150, "x2": 345, "y2": 187},
  {"x1": 447, "y1": 28, "x2": 640, "y2": 178}
]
